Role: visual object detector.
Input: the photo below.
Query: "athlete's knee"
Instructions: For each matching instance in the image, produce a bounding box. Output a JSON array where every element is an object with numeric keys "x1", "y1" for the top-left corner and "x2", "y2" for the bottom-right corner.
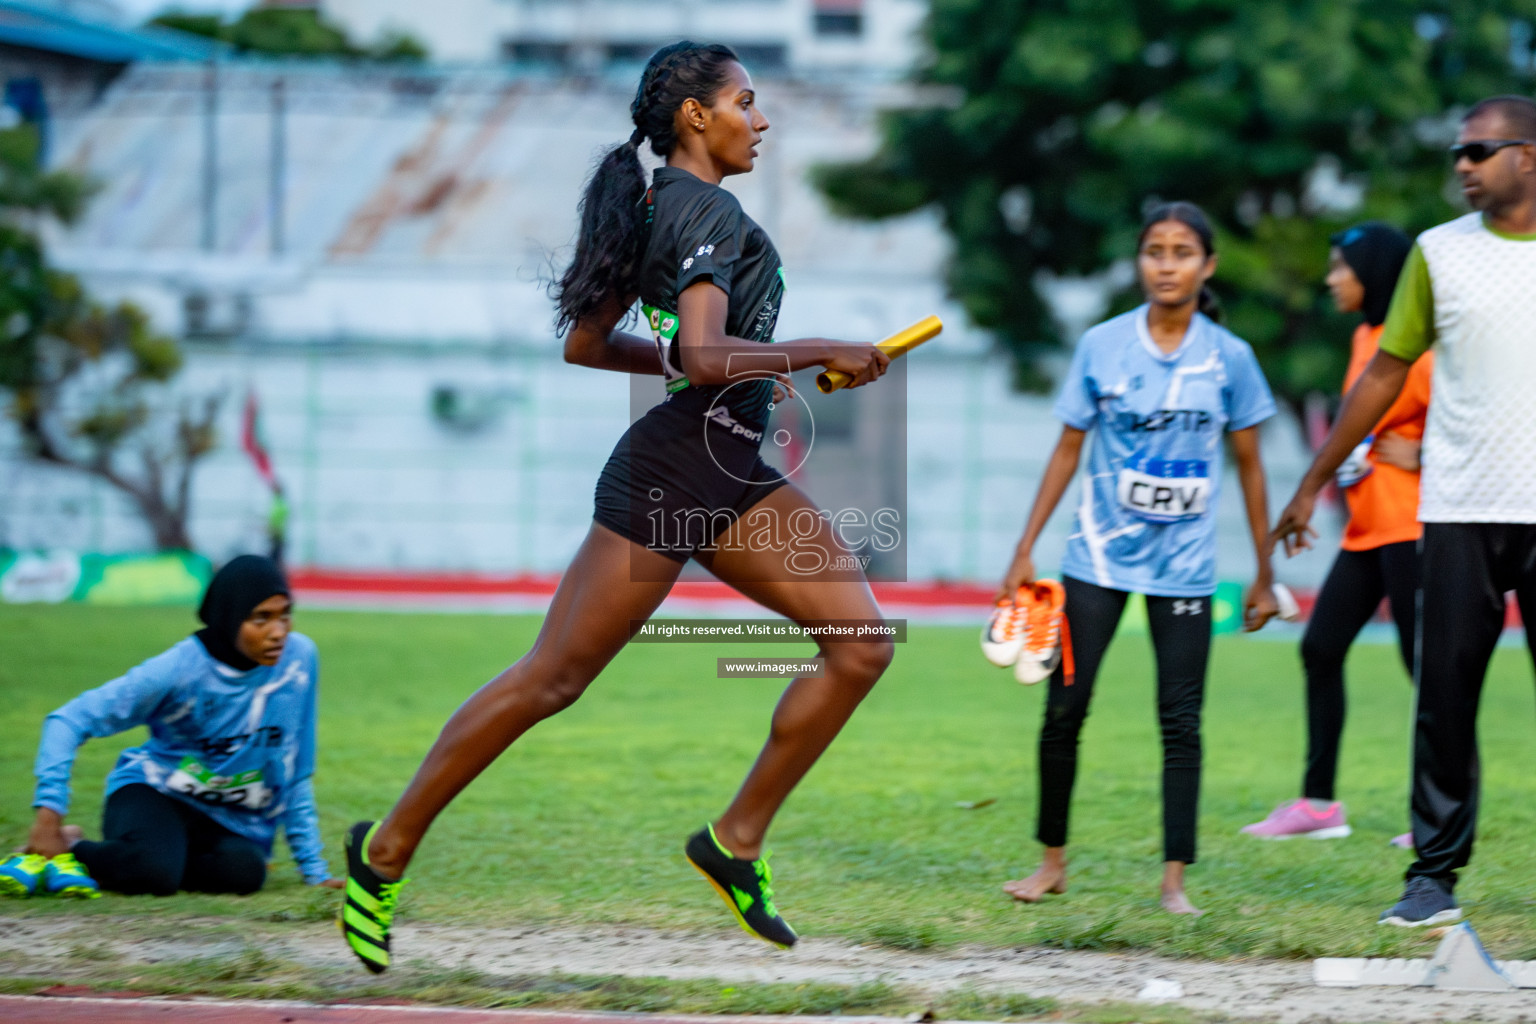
[
  {"x1": 527, "y1": 655, "x2": 601, "y2": 714},
  {"x1": 1038, "y1": 720, "x2": 1082, "y2": 750},
  {"x1": 1045, "y1": 689, "x2": 1090, "y2": 726},
  {"x1": 1159, "y1": 712, "x2": 1202, "y2": 761},
  {"x1": 1157, "y1": 699, "x2": 1202, "y2": 741},
  {"x1": 1040, "y1": 702, "x2": 1089, "y2": 747},
  {"x1": 825, "y1": 639, "x2": 893, "y2": 686},
  {"x1": 216, "y1": 846, "x2": 267, "y2": 895},
  {"x1": 1300, "y1": 625, "x2": 1346, "y2": 674}
]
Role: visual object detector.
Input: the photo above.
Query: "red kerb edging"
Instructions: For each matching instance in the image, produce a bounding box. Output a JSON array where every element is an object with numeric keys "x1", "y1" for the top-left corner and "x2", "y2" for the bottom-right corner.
[
  {"x1": 288, "y1": 569, "x2": 1001, "y2": 609},
  {"x1": 288, "y1": 568, "x2": 1536, "y2": 629}
]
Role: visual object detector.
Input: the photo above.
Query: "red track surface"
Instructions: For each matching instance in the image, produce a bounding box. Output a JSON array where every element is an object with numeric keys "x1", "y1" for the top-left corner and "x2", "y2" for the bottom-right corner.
[
  {"x1": 286, "y1": 568, "x2": 1350, "y2": 623},
  {"x1": 0, "y1": 996, "x2": 824, "y2": 1024},
  {"x1": 292, "y1": 568, "x2": 1536, "y2": 630},
  {"x1": 288, "y1": 569, "x2": 999, "y2": 609}
]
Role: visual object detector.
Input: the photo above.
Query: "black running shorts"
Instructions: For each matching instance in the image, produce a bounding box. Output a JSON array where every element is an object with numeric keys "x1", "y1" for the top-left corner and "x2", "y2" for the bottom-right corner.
[{"x1": 593, "y1": 402, "x2": 789, "y2": 563}]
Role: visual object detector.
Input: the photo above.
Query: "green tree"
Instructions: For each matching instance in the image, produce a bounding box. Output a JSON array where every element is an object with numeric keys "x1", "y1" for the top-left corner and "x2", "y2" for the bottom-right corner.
[
  {"x1": 152, "y1": 8, "x2": 428, "y2": 61},
  {"x1": 0, "y1": 127, "x2": 219, "y2": 550},
  {"x1": 817, "y1": 1, "x2": 1536, "y2": 402}
]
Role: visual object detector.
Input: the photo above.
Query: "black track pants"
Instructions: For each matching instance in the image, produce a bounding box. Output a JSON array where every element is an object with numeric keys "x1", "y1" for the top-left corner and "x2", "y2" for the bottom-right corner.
[
  {"x1": 1300, "y1": 540, "x2": 1419, "y2": 801},
  {"x1": 1409, "y1": 523, "x2": 1536, "y2": 885},
  {"x1": 1036, "y1": 575, "x2": 1213, "y2": 864},
  {"x1": 72, "y1": 784, "x2": 267, "y2": 896}
]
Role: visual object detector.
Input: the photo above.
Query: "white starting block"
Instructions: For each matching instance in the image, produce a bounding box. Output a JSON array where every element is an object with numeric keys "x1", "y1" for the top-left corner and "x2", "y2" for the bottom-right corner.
[{"x1": 1315, "y1": 922, "x2": 1536, "y2": 992}]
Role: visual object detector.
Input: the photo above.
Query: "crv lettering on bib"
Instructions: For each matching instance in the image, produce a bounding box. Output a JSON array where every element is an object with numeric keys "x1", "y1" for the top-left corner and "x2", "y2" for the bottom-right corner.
[{"x1": 1117, "y1": 451, "x2": 1211, "y2": 522}]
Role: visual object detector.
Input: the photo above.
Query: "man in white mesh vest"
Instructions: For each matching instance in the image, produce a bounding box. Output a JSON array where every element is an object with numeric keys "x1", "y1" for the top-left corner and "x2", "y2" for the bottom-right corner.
[{"x1": 1274, "y1": 95, "x2": 1536, "y2": 927}]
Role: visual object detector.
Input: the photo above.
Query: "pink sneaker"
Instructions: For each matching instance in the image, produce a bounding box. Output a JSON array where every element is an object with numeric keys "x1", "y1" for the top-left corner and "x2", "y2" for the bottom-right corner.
[
  {"x1": 1389, "y1": 832, "x2": 1414, "y2": 849},
  {"x1": 1240, "y1": 799, "x2": 1352, "y2": 840}
]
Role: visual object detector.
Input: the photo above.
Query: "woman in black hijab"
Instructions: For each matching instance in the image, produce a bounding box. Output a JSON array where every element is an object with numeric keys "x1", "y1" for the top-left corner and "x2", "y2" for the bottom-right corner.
[
  {"x1": 196, "y1": 554, "x2": 293, "y2": 670},
  {"x1": 5, "y1": 556, "x2": 341, "y2": 899},
  {"x1": 1242, "y1": 221, "x2": 1432, "y2": 844},
  {"x1": 1331, "y1": 222, "x2": 1413, "y2": 329}
]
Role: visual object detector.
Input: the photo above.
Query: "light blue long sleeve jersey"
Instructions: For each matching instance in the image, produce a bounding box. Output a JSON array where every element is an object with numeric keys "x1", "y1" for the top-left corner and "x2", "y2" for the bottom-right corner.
[{"x1": 32, "y1": 633, "x2": 330, "y2": 884}]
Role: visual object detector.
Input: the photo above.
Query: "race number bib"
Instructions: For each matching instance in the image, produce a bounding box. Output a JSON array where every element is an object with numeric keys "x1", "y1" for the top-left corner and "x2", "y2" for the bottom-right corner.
[
  {"x1": 1117, "y1": 452, "x2": 1212, "y2": 523},
  {"x1": 642, "y1": 304, "x2": 689, "y2": 393},
  {"x1": 166, "y1": 757, "x2": 272, "y2": 811},
  {"x1": 1335, "y1": 435, "x2": 1374, "y2": 489}
]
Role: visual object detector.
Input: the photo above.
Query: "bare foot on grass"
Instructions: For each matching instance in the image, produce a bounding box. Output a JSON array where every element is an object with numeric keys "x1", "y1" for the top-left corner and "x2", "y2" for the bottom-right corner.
[
  {"x1": 1004, "y1": 848, "x2": 1068, "y2": 903},
  {"x1": 1160, "y1": 860, "x2": 1202, "y2": 916},
  {"x1": 1160, "y1": 887, "x2": 1203, "y2": 915}
]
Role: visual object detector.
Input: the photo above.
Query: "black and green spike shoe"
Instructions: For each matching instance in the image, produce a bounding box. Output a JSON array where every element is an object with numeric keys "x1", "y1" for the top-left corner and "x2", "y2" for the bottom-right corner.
[
  {"x1": 685, "y1": 823, "x2": 797, "y2": 948},
  {"x1": 339, "y1": 821, "x2": 409, "y2": 973}
]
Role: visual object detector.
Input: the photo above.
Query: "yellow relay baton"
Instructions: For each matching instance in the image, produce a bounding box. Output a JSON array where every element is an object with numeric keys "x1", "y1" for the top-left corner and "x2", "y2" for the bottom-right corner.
[{"x1": 816, "y1": 315, "x2": 943, "y2": 394}]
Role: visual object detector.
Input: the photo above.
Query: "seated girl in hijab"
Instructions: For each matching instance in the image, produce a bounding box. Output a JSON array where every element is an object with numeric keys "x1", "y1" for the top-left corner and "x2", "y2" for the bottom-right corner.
[{"x1": 1, "y1": 555, "x2": 338, "y2": 898}]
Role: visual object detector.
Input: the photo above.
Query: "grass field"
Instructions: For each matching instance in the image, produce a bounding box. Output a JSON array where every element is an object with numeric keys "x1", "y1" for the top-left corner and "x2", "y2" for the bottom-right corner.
[{"x1": 3, "y1": 602, "x2": 1536, "y2": 966}]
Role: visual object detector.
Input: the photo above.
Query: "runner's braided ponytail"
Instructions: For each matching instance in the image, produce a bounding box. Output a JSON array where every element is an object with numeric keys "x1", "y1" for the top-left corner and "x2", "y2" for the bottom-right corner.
[{"x1": 554, "y1": 41, "x2": 739, "y2": 335}]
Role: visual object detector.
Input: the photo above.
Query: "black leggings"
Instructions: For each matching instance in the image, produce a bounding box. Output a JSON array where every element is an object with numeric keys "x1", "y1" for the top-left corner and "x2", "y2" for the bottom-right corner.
[
  {"x1": 1037, "y1": 576, "x2": 1212, "y2": 864},
  {"x1": 72, "y1": 784, "x2": 267, "y2": 896},
  {"x1": 1299, "y1": 540, "x2": 1418, "y2": 801}
]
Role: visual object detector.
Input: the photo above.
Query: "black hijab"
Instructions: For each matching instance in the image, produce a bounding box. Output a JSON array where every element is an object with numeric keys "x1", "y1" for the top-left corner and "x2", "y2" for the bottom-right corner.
[
  {"x1": 195, "y1": 555, "x2": 291, "y2": 670},
  {"x1": 1331, "y1": 222, "x2": 1413, "y2": 328}
]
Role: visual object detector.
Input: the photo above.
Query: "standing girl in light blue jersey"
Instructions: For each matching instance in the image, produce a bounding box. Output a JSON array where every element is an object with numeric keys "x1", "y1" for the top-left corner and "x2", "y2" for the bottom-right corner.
[
  {"x1": 2, "y1": 556, "x2": 338, "y2": 898},
  {"x1": 997, "y1": 202, "x2": 1280, "y2": 915}
]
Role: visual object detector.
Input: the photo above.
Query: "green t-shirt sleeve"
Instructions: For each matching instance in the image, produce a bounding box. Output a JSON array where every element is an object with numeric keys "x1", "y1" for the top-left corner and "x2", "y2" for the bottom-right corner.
[{"x1": 1377, "y1": 243, "x2": 1435, "y2": 361}]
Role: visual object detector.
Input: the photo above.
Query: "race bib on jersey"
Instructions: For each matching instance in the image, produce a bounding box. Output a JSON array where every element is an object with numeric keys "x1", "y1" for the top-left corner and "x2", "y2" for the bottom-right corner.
[
  {"x1": 1117, "y1": 451, "x2": 1211, "y2": 523},
  {"x1": 1335, "y1": 435, "x2": 1374, "y2": 489},
  {"x1": 642, "y1": 304, "x2": 690, "y2": 393},
  {"x1": 166, "y1": 757, "x2": 272, "y2": 811}
]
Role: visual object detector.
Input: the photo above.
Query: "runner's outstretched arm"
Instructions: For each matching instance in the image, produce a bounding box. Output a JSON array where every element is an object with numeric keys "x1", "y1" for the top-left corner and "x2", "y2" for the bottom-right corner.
[{"x1": 676, "y1": 282, "x2": 889, "y2": 388}]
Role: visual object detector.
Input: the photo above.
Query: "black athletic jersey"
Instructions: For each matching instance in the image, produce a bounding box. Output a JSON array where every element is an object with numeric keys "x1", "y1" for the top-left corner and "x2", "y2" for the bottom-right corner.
[{"x1": 636, "y1": 166, "x2": 785, "y2": 441}]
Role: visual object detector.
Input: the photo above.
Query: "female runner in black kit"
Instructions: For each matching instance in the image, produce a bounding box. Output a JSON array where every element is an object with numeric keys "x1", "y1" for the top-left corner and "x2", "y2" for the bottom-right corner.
[{"x1": 339, "y1": 41, "x2": 895, "y2": 971}]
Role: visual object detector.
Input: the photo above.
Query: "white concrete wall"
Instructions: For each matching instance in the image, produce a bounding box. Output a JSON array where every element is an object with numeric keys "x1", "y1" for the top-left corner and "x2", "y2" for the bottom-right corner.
[
  {"x1": 321, "y1": 0, "x2": 514, "y2": 64},
  {"x1": 319, "y1": 0, "x2": 927, "y2": 74}
]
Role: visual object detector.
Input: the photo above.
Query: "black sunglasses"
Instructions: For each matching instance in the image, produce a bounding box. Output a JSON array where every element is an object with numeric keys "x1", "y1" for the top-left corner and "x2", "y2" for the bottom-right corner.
[{"x1": 1449, "y1": 138, "x2": 1533, "y2": 163}]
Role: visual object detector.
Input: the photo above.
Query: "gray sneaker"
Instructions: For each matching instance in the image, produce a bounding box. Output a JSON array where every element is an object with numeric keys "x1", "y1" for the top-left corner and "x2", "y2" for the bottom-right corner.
[{"x1": 1379, "y1": 876, "x2": 1461, "y2": 927}]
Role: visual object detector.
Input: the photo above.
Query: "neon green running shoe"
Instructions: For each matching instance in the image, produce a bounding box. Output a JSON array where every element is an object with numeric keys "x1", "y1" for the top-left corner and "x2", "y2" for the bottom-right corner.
[
  {"x1": 0, "y1": 854, "x2": 47, "y2": 897},
  {"x1": 685, "y1": 824, "x2": 797, "y2": 948},
  {"x1": 339, "y1": 821, "x2": 408, "y2": 973},
  {"x1": 43, "y1": 854, "x2": 100, "y2": 898}
]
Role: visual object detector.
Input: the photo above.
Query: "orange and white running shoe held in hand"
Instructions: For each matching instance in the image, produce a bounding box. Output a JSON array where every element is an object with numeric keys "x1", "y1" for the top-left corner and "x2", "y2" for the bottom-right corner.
[
  {"x1": 1015, "y1": 579, "x2": 1069, "y2": 685},
  {"x1": 980, "y1": 588, "x2": 1031, "y2": 667}
]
